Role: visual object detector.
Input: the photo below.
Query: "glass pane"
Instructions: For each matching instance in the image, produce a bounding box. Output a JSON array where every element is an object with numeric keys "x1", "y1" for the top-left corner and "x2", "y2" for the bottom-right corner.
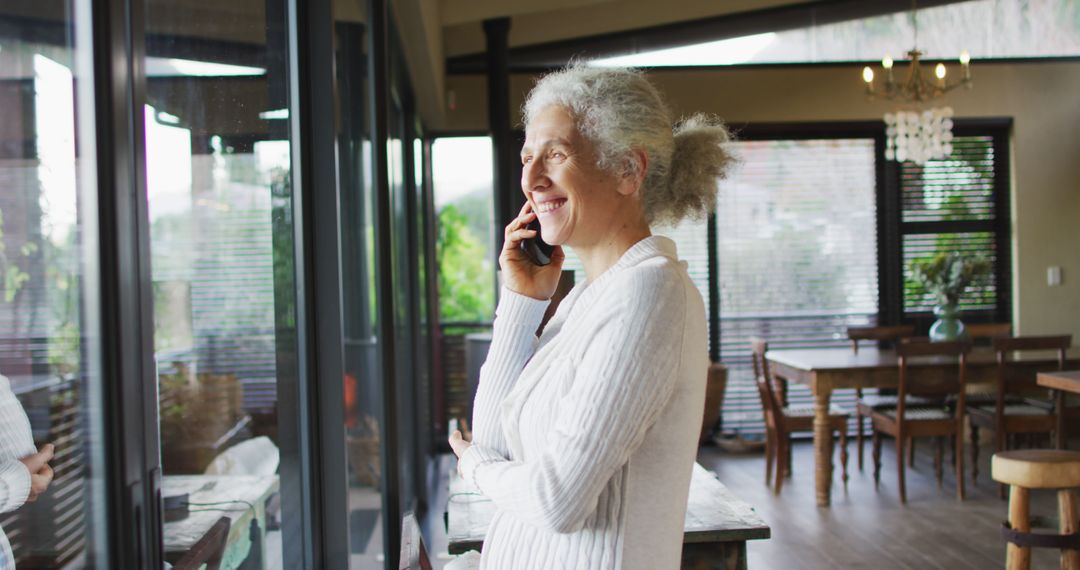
[
  {"x1": 901, "y1": 136, "x2": 997, "y2": 223},
  {"x1": 903, "y1": 231, "x2": 999, "y2": 314},
  {"x1": 143, "y1": 0, "x2": 296, "y2": 566},
  {"x1": 0, "y1": 1, "x2": 108, "y2": 567},
  {"x1": 594, "y1": 0, "x2": 1080, "y2": 66},
  {"x1": 332, "y1": 14, "x2": 386, "y2": 568},
  {"x1": 432, "y1": 137, "x2": 496, "y2": 324},
  {"x1": 716, "y1": 139, "x2": 879, "y2": 434},
  {"x1": 431, "y1": 136, "x2": 495, "y2": 466}
]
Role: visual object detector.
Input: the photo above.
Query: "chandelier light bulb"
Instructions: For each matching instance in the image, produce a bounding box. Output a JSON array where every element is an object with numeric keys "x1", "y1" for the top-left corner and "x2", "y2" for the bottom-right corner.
[
  {"x1": 959, "y1": 50, "x2": 971, "y2": 65},
  {"x1": 863, "y1": 66, "x2": 874, "y2": 83},
  {"x1": 882, "y1": 56, "x2": 894, "y2": 70},
  {"x1": 935, "y1": 63, "x2": 947, "y2": 79}
]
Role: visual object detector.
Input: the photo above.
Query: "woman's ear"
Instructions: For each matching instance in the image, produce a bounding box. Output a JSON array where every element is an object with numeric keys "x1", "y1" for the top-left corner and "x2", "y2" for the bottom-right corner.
[{"x1": 618, "y1": 149, "x2": 648, "y2": 196}]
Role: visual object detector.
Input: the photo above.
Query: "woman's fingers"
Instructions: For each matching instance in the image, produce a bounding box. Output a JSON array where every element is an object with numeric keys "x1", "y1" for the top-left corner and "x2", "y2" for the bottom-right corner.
[{"x1": 503, "y1": 210, "x2": 536, "y2": 241}]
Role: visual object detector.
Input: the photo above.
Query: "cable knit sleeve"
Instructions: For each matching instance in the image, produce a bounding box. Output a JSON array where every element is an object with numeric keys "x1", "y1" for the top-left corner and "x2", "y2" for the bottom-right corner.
[
  {"x1": 458, "y1": 268, "x2": 686, "y2": 534},
  {"x1": 469, "y1": 286, "x2": 550, "y2": 459}
]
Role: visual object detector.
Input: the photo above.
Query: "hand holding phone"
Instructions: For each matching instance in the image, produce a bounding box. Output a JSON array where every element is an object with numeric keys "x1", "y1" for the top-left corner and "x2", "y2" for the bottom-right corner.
[{"x1": 500, "y1": 202, "x2": 564, "y2": 300}]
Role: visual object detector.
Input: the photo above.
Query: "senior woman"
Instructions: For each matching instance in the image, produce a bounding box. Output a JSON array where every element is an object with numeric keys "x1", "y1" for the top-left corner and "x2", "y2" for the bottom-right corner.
[{"x1": 447, "y1": 63, "x2": 733, "y2": 570}]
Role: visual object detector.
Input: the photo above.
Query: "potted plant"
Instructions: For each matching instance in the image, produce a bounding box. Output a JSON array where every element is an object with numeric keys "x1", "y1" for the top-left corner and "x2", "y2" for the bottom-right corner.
[{"x1": 909, "y1": 252, "x2": 992, "y2": 341}]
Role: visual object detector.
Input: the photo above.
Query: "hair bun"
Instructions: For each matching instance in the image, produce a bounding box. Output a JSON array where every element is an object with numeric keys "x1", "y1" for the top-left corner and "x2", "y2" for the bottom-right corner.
[{"x1": 651, "y1": 114, "x2": 736, "y2": 226}]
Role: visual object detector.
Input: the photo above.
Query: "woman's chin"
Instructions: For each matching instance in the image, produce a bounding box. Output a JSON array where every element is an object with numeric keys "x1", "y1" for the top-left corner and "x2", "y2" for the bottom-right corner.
[{"x1": 539, "y1": 226, "x2": 569, "y2": 247}]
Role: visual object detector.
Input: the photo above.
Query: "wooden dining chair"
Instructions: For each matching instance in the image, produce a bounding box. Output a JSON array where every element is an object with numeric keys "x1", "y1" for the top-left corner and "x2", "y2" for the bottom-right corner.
[
  {"x1": 847, "y1": 325, "x2": 917, "y2": 470},
  {"x1": 400, "y1": 512, "x2": 433, "y2": 570},
  {"x1": 751, "y1": 338, "x2": 849, "y2": 496},
  {"x1": 172, "y1": 516, "x2": 231, "y2": 570},
  {"x1": 969, "y1": 335, "x2": 1072, "y2": 495},
  {"x1": 965, "y1": 322, "x2": 1012, "y2": 343},
  {"x1": 869, "y1": 340, "x2": 971, "y2": 504}
]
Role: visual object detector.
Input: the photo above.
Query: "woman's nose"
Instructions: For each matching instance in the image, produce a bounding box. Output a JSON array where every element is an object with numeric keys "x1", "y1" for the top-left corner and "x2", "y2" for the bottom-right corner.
[{"x1": 522, "y1": 160, "x2": 549, "y2": 192}]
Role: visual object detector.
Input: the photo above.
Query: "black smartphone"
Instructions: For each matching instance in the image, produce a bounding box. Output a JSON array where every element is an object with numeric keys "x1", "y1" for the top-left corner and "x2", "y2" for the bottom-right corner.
[{"x1": 519, "y1": 219, "x2": 554, "y2": 266}]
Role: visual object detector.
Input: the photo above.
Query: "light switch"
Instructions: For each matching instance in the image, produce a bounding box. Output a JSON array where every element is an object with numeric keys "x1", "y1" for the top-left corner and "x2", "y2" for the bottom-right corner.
[{"x1": 1047, "y1": 266, "x2": 1062, "y2": 286}]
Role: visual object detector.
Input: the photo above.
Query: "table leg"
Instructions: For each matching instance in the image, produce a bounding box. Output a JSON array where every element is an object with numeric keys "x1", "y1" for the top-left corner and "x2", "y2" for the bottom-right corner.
[
  {"x1": 681, "y1": 541, "x2": 747, "y2": 570},
  {"x1": 1055, "y1": 389, "x2": 1065, "y2": 450},
  {"x1": 814, "y1": 385, "x2": 834, "y2": 507}
]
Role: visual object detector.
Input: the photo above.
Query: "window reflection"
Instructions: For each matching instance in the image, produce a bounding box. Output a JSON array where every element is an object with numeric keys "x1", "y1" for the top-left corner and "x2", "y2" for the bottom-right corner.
[
  {"x1": 0, "y1": 3, "x2": 105, "y2": 567},
  {"x1": 143, "y1": 0, "x2": 295, "y2": 566}
]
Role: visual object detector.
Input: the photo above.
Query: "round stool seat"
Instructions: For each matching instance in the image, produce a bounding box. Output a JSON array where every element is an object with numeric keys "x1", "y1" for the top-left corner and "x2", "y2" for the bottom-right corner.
[{"x1": 991, "y1": 449, "x2": 1080, "y2": 489}]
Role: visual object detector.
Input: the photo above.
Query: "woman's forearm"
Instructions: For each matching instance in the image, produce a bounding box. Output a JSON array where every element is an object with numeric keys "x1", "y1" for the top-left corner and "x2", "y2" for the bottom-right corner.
[{"x1": 470, "y1": 286, "x2": 549, "y2": 457}]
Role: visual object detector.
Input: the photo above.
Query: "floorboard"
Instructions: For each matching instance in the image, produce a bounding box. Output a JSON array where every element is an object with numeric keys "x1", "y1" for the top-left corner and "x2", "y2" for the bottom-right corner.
[{"x1": 425, "y1": 438, "x2": 1071, "y2": 569}]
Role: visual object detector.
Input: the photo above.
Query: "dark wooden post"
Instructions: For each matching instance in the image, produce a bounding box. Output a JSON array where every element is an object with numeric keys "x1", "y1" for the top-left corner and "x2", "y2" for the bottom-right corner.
[{"x1": 484, "y1": 17, "x2": 516, "y2": 298}]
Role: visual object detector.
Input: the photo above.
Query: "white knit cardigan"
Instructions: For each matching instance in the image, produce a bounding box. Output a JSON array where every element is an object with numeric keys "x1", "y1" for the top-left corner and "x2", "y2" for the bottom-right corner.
[{"x1": 458, "y1": 236, "x2": 708, "y2": 570}]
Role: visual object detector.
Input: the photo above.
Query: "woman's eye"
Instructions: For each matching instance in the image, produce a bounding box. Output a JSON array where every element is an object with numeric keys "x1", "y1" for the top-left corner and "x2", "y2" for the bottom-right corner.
[
  {"x1": 522, "y1": 156, "x2": 532, "y2": 165},
  {"x1": 550, "y1": 151, "x2": 566, "y2": 160}
]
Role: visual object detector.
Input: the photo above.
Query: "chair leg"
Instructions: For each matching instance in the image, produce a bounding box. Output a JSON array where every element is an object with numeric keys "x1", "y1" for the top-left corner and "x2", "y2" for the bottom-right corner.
[
  {"x1": 774, "y1": 434, "x2": 786, "y2": 496},
  {"x1": 872, "y1": 429, "x2": 882, "y2": 488},
  {"x1": 786, "y1": 435, "x2": 793, "y2": 478},
  {"x1": 971, "y1": 424, "x2": 980, "y2": 484},
  {"x1": 955, "y1": 431, "x2": 966, "y2": 501},
  {"x1": 1059, "y1": 489, "x2": 1079, "y2": 569},
  {"x1": 857, "y1": 412, "x2": 865, "y2": 471},
  {"x1": 934, "y1": 436, "x2": 944, "y2": 489},
  {"x1": 764, "y1": 430, "x2": 774, "y2": 485},
  {"x1": 897, "y1": 436, "x2": 908, "y2": 504},
  {"x1": 998, "y1": 426, "x2": 1009, "y2": 500},
  {"x1": 839, "y1": 427, "x2": 849, "y2": 486},
  {"x1": 1006, "y1": 485, "x2": 1030, "y2": 570}
]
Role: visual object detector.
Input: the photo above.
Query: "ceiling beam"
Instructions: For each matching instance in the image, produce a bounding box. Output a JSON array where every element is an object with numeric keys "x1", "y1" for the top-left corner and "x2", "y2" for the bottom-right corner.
[{"x1": 440, "y1": 0, "x2": 618, "y2": 27}]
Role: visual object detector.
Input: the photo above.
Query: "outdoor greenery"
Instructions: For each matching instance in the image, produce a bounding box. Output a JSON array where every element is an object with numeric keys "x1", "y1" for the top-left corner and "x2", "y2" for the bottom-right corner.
[
  {"x1": 908, "y1": 251, "x2": 992, "y2": 307},
  {"x1": 436, "y1": 203, "x2": 494, "y2": 323}
]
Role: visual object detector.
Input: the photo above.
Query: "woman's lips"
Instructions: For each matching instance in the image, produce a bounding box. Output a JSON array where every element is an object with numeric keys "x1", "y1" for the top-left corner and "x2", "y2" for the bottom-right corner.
[{"x1": 535, "y1": 198, "x2": 567, "y2": 214}]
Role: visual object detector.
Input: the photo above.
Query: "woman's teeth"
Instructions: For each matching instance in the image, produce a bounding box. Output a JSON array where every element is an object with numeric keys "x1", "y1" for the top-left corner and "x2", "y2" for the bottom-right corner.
[{"x1": 536, "y1": 199, "x2": 566, "y2": 213}]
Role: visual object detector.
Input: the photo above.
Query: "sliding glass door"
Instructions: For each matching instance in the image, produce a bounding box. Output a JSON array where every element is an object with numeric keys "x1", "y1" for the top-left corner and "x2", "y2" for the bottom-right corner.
[{"x1": 0, "y1": 0, "x2": 112, "y2": 566}]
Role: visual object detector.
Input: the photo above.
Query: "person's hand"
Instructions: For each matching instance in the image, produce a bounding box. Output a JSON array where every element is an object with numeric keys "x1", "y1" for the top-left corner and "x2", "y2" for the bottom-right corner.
[
  {"x1": 449, "y1": 417, "x2": 472, "y2": 461},
  {"x1": 499, "y1": 202, "x2": 566, "y2": 301},
  {"x1": 20, "y1": 444, "x2": 54, "y2": 503}
]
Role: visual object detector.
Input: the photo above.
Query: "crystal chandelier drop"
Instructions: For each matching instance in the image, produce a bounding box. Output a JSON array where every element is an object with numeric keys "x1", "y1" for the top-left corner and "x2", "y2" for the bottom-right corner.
[
  {"x1": 859, "y1": 2, "x2": 972, "y2": 165},
  {"x1": 884, "y1": 108, "x2": 954, "y2": 165}
]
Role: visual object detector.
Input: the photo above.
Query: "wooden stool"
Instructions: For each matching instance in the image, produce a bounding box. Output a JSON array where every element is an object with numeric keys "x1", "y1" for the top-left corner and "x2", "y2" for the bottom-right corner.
[{"x1": 991, "y1": 450, "x2": 1080, "y2": 569}]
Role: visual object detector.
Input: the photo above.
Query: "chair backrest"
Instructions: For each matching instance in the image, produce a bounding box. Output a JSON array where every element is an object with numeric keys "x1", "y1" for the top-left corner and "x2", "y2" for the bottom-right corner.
[
  {"x1": 965, "y1": 322, "x2": 1012, "y2": 342},
  {"x1": 991, "y1": 335, "x2": 1072, "y2": 404},
  {"x1": 847, "y1": 325, "x2": 916, "y2": 354},
  {"x1": 896, "y1": 340, "x2": 971, "y2": 420},
  {"x1": 749, "y1": 338, "x2": 784, "y2": 433},
  {"x1": 172, "y1": 516, "x2": 230, "y2": 570},
  {"x1": 399, "y1": 512, "x2": 432, "y2": 570}
]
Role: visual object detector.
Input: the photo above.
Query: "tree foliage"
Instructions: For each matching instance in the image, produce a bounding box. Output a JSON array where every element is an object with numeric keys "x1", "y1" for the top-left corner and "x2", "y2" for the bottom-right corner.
[{"x1": 436, "y1": 204, "x2": 494, "y2": 323}]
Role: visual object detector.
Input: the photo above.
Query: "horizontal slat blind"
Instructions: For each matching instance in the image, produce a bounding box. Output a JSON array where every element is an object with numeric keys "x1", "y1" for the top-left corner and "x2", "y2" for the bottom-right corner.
[
  {"x1": 900, "y1": 135, "x2": 1003, "y2": 318},
  {"x1": 901, "y1": 136, "x2": 996, "y2": 223},
  {"x1": 717, "y1": 139, "x2": 879, "y2": 434}
]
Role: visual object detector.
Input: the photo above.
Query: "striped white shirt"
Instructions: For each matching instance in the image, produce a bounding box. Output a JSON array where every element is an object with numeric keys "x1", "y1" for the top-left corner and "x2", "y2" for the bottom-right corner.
[{"x1": 0, "y1": 375, "x2": 38, "y2": 569}]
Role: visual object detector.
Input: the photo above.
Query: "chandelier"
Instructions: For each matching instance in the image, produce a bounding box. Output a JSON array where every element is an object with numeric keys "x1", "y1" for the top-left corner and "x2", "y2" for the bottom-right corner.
[{"x1": 859, "y1": 2, "x2": 973, "y2": 165}]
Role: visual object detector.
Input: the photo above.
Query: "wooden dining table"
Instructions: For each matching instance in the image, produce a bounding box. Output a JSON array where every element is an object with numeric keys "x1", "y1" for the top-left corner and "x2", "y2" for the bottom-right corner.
[
  {"x1": 766, "y1": 346, "x2": 1078, "y2": 507},
  {"x1": 1037, "y1": 369, "x2": 1080, "y2": 448}
]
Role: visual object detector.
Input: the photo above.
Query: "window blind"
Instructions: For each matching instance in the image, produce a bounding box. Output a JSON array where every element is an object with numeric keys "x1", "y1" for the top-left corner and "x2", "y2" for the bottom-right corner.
[
  {"x1": 899, "y1": 135, "x2": 1004, "y2": 318},
  {"x1": 716, "y1": 138, "x2": 880, "y2": 434}
]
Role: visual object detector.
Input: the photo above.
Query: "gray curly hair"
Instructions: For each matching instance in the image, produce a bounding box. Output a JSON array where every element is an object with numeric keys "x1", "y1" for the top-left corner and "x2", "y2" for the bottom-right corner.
[{"x1": 522, "y1": 63, "x2": 735, "y2": 226}]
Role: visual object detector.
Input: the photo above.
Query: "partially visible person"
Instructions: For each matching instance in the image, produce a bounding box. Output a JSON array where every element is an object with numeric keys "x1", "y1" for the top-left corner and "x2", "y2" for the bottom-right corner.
[{"x1": 0, "y1": 373, "x2": 54, "y2": 569}]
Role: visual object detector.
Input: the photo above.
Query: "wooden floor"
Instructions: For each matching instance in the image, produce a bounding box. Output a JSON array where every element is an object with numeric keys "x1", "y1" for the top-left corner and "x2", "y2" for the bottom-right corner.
[
  {"x1": 697, "y1": 439, "x2": 1065, "y2": 570},
  {"x1": 426, "y1": 439, "x2": 1071, "y2": 569}
]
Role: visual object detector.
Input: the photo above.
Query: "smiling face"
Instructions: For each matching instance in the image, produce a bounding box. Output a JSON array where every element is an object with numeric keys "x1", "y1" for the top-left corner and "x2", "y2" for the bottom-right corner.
[{"x1": 520, "y1": 105, "x2": 629, "y2": 248}]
